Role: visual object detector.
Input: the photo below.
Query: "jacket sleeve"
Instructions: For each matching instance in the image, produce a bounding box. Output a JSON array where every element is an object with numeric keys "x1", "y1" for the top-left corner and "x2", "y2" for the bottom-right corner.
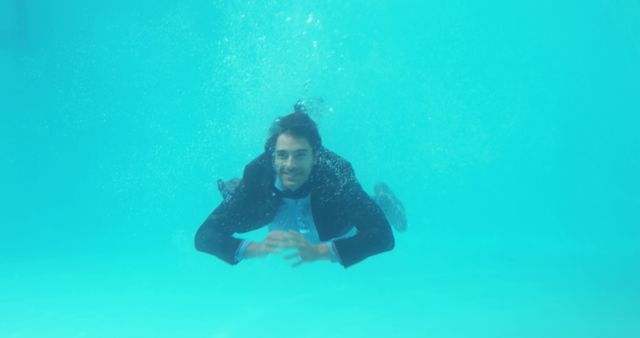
[
  {"x1": 194, "y1": 194, "x2": 247, "y2": 265},
  {"x1": 194, "y1": 158, "x2": 264, "y2": 265},
  {"x1": 332, "y1": 164, "x2": 395, "y2": 268}
]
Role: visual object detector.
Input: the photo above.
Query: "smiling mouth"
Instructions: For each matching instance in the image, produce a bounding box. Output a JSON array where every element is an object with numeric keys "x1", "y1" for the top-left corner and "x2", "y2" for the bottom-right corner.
[{"x1": 283, "y1": 172, "x2": 298, "y2": 180}]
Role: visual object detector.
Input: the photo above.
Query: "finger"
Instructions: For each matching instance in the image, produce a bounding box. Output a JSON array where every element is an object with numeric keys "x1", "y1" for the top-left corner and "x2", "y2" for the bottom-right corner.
[
  {"x1": 266, "y1": 234, "x2": 283, "y2": 242},
  {"x1": 265, "y1": 236, "x2": 289, "y2": 245},
  {"x1": 263, "y1": 241, "x2": 281, "y2": 249},
  {"x1": 289, "y1": 232, "x2": 309, "y2": 246},
  {"x1": 291, "y1": 260, "x2": 305, "y2": 268},
  {"x1": 284, "y1": 252, "x2": 299, "y2": 260},
  {"x1": 288, "y1": 230, "x2": 304, "y2": 239},
  {"x1": 270, "y1": 230, "x2": 290, "y2": 237},
  {"x1": 285, "y1": 231, "x2": 304, "y2": 244},
  {"x1": 264, "y1": 247, "x2": 281, "y2": 255},
  {"x1": 268, "y1": 237, "x2": 292, "y2": 248},
  {"x1": 265, "y1": 237, "x2": 285, "y2": 245},
  {"x1": 280, "y1": 232, "x2": 297, "y2": 242},
  {"x1": 265, "y1": 232, "x2": 284, "y2": 241},
  {"x1": 281, "y1": 235, "x2": 303, "y2": 248},
  {"x1": 280, "y1": 241, "x2": 303, "y2": 250}
]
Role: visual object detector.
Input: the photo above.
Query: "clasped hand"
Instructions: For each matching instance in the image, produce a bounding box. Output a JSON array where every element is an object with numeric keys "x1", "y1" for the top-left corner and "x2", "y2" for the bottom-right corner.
[{"x1": 245, "y1": 230, "x2": 330, "y2": 267}]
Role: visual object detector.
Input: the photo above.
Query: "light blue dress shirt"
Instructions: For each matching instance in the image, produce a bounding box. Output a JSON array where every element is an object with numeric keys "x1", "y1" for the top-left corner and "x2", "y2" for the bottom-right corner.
[{"x1": 234, "y1": 177, "x2": 355, "y2": 263}]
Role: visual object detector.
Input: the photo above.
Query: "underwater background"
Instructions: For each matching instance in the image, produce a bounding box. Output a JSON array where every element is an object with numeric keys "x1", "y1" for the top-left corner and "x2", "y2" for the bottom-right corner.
[{"x1": 2, "y1": 1, "x2": 639, "y2": 337}]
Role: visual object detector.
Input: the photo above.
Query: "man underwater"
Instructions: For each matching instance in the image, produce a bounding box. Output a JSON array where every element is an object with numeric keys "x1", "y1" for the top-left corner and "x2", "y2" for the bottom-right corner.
[{"x1": 195, "y1": 103, "x2": 405, "y2": 268}]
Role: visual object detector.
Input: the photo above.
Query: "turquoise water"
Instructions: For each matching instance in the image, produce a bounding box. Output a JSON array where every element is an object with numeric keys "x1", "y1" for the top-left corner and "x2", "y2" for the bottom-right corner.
[{"x1": 2, "y1": 1, "x2": 639, "y2": 337}]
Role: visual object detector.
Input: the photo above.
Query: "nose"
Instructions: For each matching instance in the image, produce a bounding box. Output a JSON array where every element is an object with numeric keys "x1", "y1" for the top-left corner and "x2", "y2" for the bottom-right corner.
[{"x1": 284, "y1": 155, "x2": 296, "y2": 168}]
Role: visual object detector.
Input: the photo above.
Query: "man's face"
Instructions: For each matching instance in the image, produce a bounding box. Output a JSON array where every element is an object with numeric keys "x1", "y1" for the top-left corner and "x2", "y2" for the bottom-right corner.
[{"x1": 273, "y1": 133, "x2": 315, "y2": 191}]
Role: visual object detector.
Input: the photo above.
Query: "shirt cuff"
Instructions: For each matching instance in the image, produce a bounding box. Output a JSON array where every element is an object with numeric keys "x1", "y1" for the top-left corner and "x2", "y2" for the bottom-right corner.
[
  {"x1": 234, "y1": 240, "x2": 252, "y2": 262},
  {"x1": 327, "y1": 241, "x2": 341, "y2": 264}
]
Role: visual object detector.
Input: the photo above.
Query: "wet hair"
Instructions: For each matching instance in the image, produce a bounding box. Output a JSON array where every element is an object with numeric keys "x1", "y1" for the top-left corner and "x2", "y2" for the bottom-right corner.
[{"x1": 264, "y1": 101, "x2": 323, "y2": 154}]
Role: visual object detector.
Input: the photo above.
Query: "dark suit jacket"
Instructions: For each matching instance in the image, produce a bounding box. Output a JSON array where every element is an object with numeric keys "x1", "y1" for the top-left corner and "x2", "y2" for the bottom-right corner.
[{"x1": 194, "y1": 148, "x2": 395, "y2": 268}]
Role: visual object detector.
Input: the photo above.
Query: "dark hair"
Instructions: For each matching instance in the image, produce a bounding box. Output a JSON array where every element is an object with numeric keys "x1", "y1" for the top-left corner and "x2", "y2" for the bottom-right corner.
[{"x1": 264, "y1": 101, "x2": 323, "y2": 154}]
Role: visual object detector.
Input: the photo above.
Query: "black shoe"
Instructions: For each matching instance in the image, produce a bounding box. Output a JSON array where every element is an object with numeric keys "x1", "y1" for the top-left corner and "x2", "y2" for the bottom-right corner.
[
  {"x1": 373, "y1": 182, "x2": 407, "y2": 232},
  {"x1": 217, "y1": 178, "x2": 241, "y2": 201}
]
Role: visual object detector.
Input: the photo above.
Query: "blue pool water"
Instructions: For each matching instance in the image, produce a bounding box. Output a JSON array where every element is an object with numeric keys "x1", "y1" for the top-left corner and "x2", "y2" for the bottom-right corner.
[{"x1": 2, "y1": 1, "x2": 639, "y2": 337}]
